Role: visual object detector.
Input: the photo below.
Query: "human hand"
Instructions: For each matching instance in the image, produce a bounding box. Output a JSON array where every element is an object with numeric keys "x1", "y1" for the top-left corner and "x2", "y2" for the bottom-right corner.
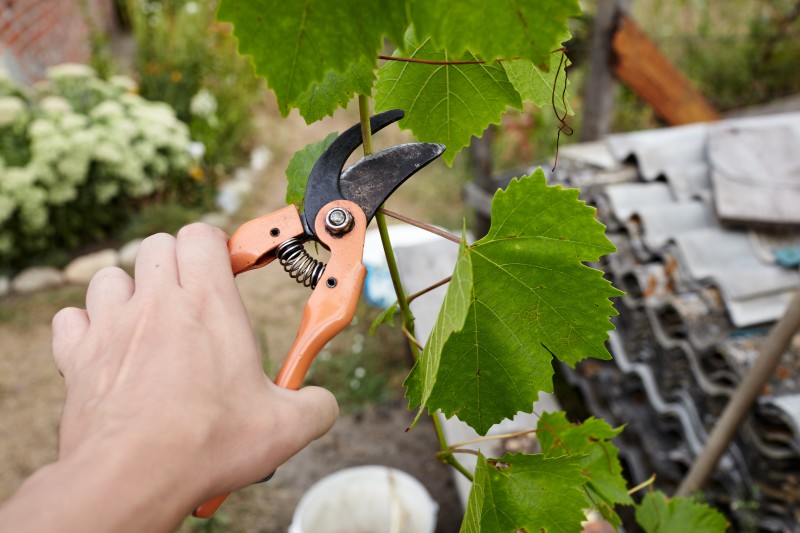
[{"x1": 50, "y1": 223, "x2": 338, "y2": 516}]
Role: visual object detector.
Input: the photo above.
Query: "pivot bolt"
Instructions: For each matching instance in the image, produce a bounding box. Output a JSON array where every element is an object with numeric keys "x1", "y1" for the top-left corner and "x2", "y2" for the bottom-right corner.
[{"x1": 325, "y1": 207, "x2": 354, "y2": 235}]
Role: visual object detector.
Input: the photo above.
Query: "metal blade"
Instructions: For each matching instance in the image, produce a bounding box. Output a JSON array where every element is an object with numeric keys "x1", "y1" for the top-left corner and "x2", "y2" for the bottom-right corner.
[
  {"x1": 303, "y1": 109, "x2": 405, "y2": 234},
  {"x1": 339, "y1": 142, "x2": 446, "y2": 223}
]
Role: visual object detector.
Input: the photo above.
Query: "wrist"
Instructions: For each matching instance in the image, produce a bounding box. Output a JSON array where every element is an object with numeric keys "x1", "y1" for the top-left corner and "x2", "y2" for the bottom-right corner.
[{"x1": 2, "y1": 432, "x2": 205, "y2": 533}]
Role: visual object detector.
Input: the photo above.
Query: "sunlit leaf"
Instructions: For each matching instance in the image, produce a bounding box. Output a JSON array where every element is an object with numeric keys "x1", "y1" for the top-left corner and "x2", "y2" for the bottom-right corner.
[
  {"x1": 636, "y1": 491, "x2": 728, "y2": 533},
  {"x1": 375, "y1": 33, "x2": 522, "y2": 166},
  {"x1": 295, "y1": 57, "x2": 376, "y2": 124},
  {"x1": 217, "y1": 0, "x2": 407, "y2": 114},
  {"x1": 538, "y1": 411, "x2": 633, "y2": 526},
  {"x1": 284, "y1": 132, "x2": 337, "y2": 209},
  {"x1": 461, "y1": 452, "x2": 588, "y2": 533},
  {"x1": 406, "y1": 170, "x2": 621, "y2": 434},
  {"x1": 410, "y1": 0, "x2": 580, "y2": 67}
]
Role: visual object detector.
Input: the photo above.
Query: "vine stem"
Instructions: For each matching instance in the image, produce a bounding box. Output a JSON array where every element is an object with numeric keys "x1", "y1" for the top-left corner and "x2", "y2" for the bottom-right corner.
[
  {"x1": 378, "y1": 208, "x2": 462, "y2": 244},
  {"x1": 443, "y1": 422, "x2": 574, "y2": 452},
  {"x1": 446, "y1": 428, "x2": 539, "y2": 451},
  {"x1": 628, "y1": 474, "x2": 657, "y2": 496},
  {"x1": 358, "y1": 94, "x2": 473, "y2": 483},
  {"x1": 378, "y1": 54, "x2": 501, "y2": 65},
  {"x1": 407, "y1": 276, "x2": 452, "y2": 304}
]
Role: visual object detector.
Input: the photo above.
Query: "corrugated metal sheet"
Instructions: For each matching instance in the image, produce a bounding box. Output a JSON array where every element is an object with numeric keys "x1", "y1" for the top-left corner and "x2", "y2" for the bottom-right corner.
[{"x1": 549, "y1": 112, "x2": 800, "y2": 530}]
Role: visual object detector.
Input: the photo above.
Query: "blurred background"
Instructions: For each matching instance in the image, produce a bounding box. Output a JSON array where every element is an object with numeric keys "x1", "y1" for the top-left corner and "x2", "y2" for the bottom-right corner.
[{"x1": 1, "y1": 0, "x2": 799, "y2": 531}]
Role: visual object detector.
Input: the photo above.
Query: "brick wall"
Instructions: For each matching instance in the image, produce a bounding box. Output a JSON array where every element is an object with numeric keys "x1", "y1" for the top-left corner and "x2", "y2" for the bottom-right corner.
[{"x1": 0, "y1": 0, "x2": 116, "y2": 83}]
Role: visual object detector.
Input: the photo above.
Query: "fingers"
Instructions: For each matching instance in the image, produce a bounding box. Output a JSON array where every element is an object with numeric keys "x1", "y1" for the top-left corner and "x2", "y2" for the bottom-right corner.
[
  {"x1": 85, "y1": 267, "x2": 134, "y2": 320},
  {"x1": 52, "y1": 307, "x2": 89, "y2": 377},
  {"x1": 135, "y1": 233, "x2": 179, "y2": 290},
  {"x1": 175, "y1": 223, "x2": 235, "y2": 293}
]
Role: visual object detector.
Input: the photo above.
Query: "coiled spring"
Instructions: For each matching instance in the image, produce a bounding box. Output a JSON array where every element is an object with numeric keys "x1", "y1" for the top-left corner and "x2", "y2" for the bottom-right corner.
[{"x1": 275, "y1": 238, "x2": 326, "y2": 289}]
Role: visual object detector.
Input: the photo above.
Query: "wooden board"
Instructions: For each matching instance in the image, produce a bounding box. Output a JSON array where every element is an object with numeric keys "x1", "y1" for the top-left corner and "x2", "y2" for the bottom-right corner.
[{"x1": 612, "y1": 15, "x2": 720, "y2": 126}]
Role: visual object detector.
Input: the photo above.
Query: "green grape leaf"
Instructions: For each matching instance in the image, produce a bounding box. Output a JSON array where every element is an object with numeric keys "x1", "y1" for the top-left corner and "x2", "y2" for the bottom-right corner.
[
  {"x1": 369, "y1": 302, "x2": 399, "y2": 335},
  {"x1": 295, "y1": 56, "x2": 376, "y2": 124},
  {"x1": 537, "y1": 412, "x2": 633, "y2": 526},
  {"x1": 504, "y1": 53, "x2": 573, "y2": 115},
  {"x1": 636, "y1": 491, "x2": 728, "y2": 533},
  {"x1": 406, "y1": 170, "x2": 621, "y2": 434},
  {"x1": 410, "y1": 0, "x2": 581, "y2": 67},
  {"x1": 217, "y1": 0, "x2": 407, "y2": 114},
  {"x1": 375, "y1": 33, "x2": 522, "y2": 166},
  {"x1": 461, "y1": 452, "x2": 588, "y2": 533},
  {"x1": 405, "y1": 235, "x2": 472, "y2": 410},
  {"x1": 285, "y1": 132, "x2": 338, "y2": 209}
]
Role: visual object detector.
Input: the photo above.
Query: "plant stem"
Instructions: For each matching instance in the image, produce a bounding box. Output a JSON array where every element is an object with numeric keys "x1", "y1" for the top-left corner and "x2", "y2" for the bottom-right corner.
[
  {"x1": 444, "y1": 449, "x2": 481, "y2": 457},
  {"x1": 358, "y1": 95, "x2": 373, "y2": 155},
  {"x1": 628, "y1": 474, "x2": 657, "y2": 495},
  {"x1": 446, "y1": 428, "x2": 539, "y2": 450},
  {"x1": 378, "y1": 208, "x2": 462, "y2": 244},
  {"x1": 358, "y1": 95, "x2": 473, "y2": 483},
  {"x1": 402, "y1": 324, "x2": 424, "y2": 351},
  {"x1": 379, "y1": 54, "x2": 499, "y2": 65},
  {"x1": 407, "y1": 276, "x2": 452, "y2": 304}
]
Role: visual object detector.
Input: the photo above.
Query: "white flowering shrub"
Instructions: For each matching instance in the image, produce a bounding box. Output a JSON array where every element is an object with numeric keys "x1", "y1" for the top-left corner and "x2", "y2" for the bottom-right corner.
[
  {"x1": 0, "y1": 65, "x2": 192, "y2": 271},
  {"x1": 129, "y1": 0, "x2": 261, "y2": 171}
]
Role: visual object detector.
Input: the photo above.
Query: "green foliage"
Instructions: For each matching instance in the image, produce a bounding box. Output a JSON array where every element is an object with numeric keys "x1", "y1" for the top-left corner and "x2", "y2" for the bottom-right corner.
[
  {"x1": 285, "y1": 132, "x2": 338, "y2": 210},
  {"x1": 0, "y1": 66, "x2": 192, "y2": 272},
  {"x1": 410, "y1": 0, "x2": 580, "y2": 67},
  {"x1": 216, "y1": 0, "x2": 408, "y2": 114},
  {"x1": 460, "y1": 416, "x2": 727, "y2": 533},
  {"x1": 375, "y1": 33, "x2": 522, "y2": 166},
  {"x1": 127, "y1": 0, "x2": 262, "y2": 172},
  {"x1": 636, "y1": 491, "x2": 728, "y2": 533},
  {"x1": 217, "y1": 3, "x2": 729, "y2": 530},
  {"x1": 537, "y1": 412, "x2": 633, "y2": 526},
  {"x1": 369, "y1": 302, "x2": 399, "y2": 335},
  {"x1": 461, "y1": 452, "x2": 588, "y2": 533},
  {"x1": 406, "y1": 171, "x2": 621, "y2": 434},
  {"x1": 503, "y1": 53, "x2": 572, "y2": 114},
  {"x1": 219, "y1": 0, "x2": 571, "y2": 167},
  {"x1": 294, "y1": 57, "x2": 376, "y2": 124}
]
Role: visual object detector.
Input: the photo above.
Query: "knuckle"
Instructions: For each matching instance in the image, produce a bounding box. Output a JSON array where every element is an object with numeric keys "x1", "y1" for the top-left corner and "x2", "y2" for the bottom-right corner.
[
  {"x1": 52, "y1": 306, "x2": 78, "y2": 329},
  {"x1": 91, "y1": 266, "x2": 126, "y2": 282},
  {"x1": 87, "y1": 266, "x2": 130, "y2": 291},
  {"x1": 177, "y1": 222, "x2": 226, "y2": 241},
  {"x1": 141, "y1": 232, "x2": 175, "y2": 248}
]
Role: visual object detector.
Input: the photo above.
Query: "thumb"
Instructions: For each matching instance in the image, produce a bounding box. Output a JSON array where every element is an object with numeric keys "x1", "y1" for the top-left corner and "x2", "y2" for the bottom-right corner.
[{"x1": 283, "y1": 385, "x2": 339, "y2": 444}]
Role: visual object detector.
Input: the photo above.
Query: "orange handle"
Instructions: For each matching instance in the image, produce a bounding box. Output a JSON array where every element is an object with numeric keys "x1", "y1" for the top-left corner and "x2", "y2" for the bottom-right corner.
[{"x1": 193, "y1": 201, "x2": 367, "y2": 519}]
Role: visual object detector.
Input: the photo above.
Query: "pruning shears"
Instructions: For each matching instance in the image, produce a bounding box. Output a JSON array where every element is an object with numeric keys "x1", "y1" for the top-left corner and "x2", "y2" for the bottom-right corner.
[{"x1": 193, "y1": 109, "x2": 445, "y2": 517}]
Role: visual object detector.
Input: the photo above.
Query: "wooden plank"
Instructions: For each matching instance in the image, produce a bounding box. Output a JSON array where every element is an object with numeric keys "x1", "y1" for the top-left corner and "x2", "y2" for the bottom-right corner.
[{"x1": 612, "y1": 15, "x2": 720, "y2": 125}]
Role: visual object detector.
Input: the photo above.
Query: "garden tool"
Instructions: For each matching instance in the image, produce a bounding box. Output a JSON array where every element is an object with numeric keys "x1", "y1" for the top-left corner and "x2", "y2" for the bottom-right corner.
[{"x1": 193, "y1": 109, "x2": 445, "y2": 518}]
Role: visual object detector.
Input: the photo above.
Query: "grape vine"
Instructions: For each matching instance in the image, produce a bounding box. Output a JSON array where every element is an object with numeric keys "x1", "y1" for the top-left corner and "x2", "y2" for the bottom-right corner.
[{"x1": 217, "y1": 1, "x2": 727, "y2": 531}]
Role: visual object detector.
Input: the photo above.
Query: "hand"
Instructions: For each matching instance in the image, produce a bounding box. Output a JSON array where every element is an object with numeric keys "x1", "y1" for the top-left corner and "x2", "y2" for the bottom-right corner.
[{"x1": 42, "y1": 223, "x2": 337, "y2": 530}]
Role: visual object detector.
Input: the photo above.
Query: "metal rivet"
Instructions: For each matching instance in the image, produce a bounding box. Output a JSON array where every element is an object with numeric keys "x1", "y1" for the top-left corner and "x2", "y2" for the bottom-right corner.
[
  {"x1": 325, "y1": 207, "x2": 354, "y2": 235},
  {"x1": 270, "y1": 228, "x2": 280, "y2": 237},
  {"x1": 326, "y1": 277, "x2": 337, "y2": 288}
]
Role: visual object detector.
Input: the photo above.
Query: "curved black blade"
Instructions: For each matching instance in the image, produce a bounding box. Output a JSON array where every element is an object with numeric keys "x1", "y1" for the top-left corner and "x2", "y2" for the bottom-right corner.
[
  {"x1": 303, "y1": 109, "x2": 405, "y2": 234},
  {"x1": 339, "y1": 142, "x2": 446, "y2": 223}
]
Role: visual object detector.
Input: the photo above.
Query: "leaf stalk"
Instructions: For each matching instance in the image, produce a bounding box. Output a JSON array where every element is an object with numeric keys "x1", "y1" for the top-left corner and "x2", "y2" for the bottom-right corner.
[
  {"x1": 378, "y1": 208, "x2": 462, "y2": 245},
  {"x1": 407, "y1": 276, "x2": 452, "y2": 304}
]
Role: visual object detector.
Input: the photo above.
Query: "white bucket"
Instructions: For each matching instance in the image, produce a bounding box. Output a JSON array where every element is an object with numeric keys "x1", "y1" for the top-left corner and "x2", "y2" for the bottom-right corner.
[{"x1": 288, "y1": 466, "x2": 438, "y2": 533}]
